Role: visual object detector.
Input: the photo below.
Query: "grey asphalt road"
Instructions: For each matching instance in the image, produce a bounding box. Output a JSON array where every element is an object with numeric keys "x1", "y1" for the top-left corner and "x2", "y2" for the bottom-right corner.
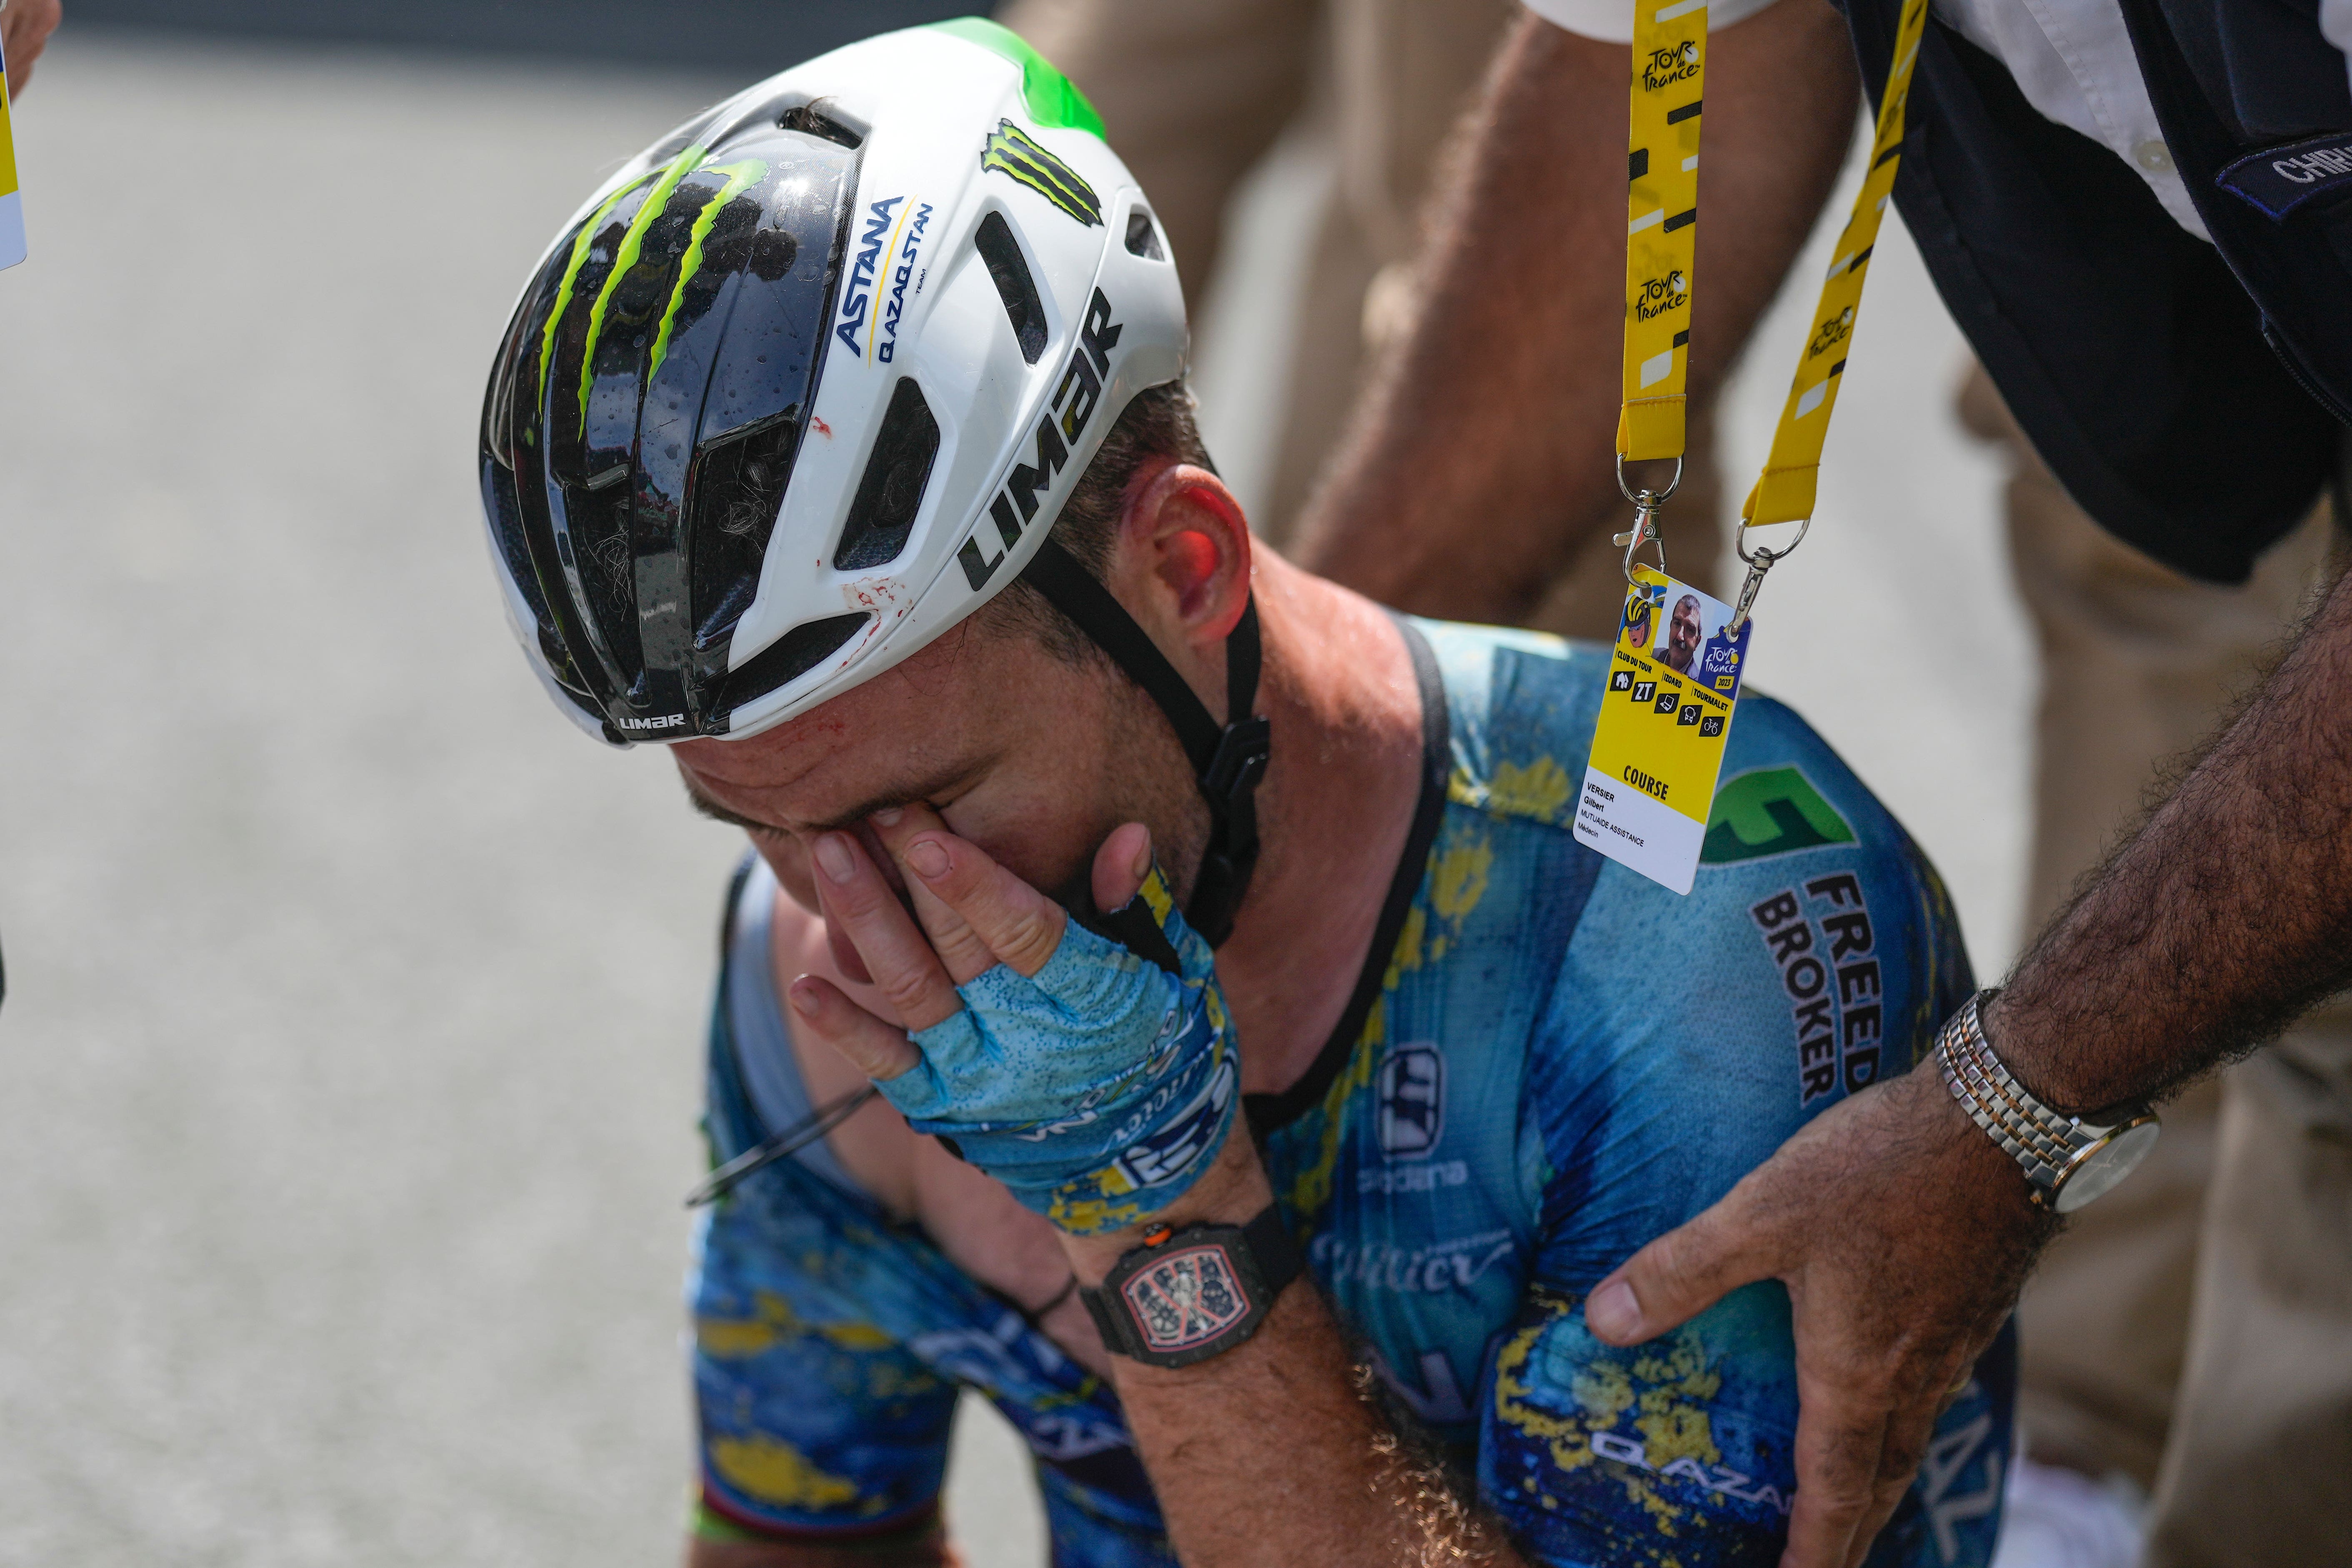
[
  {"x1": 0, "y1": 27, "x2": 2030, "y2": 1568},
  {"x1": 0, "y1": 34, "x2": 1043, "y2": 1567}
]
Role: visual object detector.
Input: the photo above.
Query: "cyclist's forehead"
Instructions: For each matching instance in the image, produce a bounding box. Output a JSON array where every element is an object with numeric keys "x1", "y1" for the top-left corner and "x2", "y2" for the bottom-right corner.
[
  {"x1": 674, "y1": 623, "x2": 1088, "y2": 832},
  {"x1": 679, "y1": 700, "x2": 988, "y2": 836}
]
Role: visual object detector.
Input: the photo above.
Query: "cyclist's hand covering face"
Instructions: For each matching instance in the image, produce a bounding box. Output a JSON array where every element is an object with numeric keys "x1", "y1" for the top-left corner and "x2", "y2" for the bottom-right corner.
[{"x1": 786, "y1": 803, "x2": 1241, "y2": 1235}]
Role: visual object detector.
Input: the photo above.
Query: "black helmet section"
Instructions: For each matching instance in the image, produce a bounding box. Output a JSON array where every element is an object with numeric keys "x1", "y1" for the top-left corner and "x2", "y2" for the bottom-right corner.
[
  {"x1": 1021, "y1": 539, "x2": 1270, "y2": 948},
  {"x1": 480, "y1": 101, "x2": 867, "y2": 743}
]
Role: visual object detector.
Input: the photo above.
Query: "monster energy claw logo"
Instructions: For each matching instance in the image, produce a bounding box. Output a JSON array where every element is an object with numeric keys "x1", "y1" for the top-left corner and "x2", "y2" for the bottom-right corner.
[
  {"x1": 539, "y1": 145, "x2": 770, "y2": 431},
  {"x1": 981, "y1": 120, "x2": 1102, "y2": 228}
]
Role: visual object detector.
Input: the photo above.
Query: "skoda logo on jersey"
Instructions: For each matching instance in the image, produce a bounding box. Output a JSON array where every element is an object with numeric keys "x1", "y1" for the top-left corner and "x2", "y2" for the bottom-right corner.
[
  {"x1": 833, "y1": 195, "x2": 908, "y2": 359},
  {"x1": 1375, "y1": 1044, "x2": 1444, "y2": 1158}
]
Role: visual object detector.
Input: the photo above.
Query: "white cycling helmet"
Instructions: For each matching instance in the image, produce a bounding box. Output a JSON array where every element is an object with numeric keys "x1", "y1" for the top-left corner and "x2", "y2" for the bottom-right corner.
[
  {"x1": 480, "y1": 18, "x2": 1189, "y2": 744},
  {"x1": 480, "y1": 20, "x2": 1271, "y2": 940}
]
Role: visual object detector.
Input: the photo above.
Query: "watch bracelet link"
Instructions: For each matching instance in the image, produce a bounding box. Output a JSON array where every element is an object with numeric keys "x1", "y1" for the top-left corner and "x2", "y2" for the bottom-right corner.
[{"x1": 1935, "y1": 990, "x2": 2102, "y2": 1205}]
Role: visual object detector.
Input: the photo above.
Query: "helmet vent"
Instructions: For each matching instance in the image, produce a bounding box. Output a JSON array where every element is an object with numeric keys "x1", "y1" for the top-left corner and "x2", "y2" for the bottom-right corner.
[
  {"x1": 1124, "y1": 208, "x2": 1166, "y2": 261},
  {"x1": 718, "y1": 612, "x2": 871, "y2": 720},
  {"x1": 777, "y1": 101, "x2": 863, "y2": 150},
  {"x1": 835, "y1": 378, "x2": 941, "y2": 570},
  {"x1": 974, "y1": 211, "x2": 1048, "y2": 365}
]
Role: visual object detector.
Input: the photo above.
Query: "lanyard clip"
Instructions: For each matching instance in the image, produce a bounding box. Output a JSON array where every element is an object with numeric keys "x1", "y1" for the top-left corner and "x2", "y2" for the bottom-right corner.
[
  {"x1": 1729, "y1": 515, "x2": 1811, "y2": 633},
  {"x1": 1615, "y1": 495, "x2": 1669, "y2": 586},
  {"x1": 1613, "y1": 454, "x2": 1682, "y2": 587}
]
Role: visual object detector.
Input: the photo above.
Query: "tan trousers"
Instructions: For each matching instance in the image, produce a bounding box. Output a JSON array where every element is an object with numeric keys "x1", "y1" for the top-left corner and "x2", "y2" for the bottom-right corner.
[
  {"x1": 2144, "y1": 1019, "x2": 2352, "y2": 1568},
  {"x1": 997, "y1": 0, "x2": 1724, "y2": 633},
  {"x1": 1963, "y1": 364, "x2": 2352, "y2": 1561}
]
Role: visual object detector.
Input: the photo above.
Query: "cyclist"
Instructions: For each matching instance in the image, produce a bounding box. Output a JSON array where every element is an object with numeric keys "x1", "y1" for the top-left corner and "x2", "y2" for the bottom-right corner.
[{"x1": 477, "y1": 22, "x2": 2005, "y2": 1565}]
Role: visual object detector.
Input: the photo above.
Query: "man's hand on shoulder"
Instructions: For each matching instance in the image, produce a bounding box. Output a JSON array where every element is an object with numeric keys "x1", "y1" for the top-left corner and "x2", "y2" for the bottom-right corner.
[
  {"x1": 1583, "y1": 1065, "x2": 2055, "y2": 1568},
  {"x1": 3, "y1": 0, "x2": 63, "y2": 100}
]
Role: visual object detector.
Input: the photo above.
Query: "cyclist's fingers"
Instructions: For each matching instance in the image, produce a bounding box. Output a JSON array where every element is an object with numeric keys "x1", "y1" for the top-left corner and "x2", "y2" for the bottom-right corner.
[
  {"x1": 786, "y1": 974, "x2": 921, "y2": 1081},
  {"x1": 868, "y1": 805, "x2": 998, "y2": 985},
  {"x1": 811, "y1": 830, "x2": 961, "y2": 1031},
  {"x1": 890, "y1": 828, "x2": 1067, "y2": 978}
]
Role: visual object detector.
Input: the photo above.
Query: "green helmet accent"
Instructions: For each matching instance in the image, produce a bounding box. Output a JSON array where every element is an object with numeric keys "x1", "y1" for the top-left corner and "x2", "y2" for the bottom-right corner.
[
  {"x1": 534, "y1": 145, "x2": 774, "y2": 432},
  {"x1": 574, "y1": 143, "x2": 709, "y2": 424},
  {"x1": 648, "y1": 157, "x2": 769, "y2": 381},
  {"x1": 535, "y1": 170, "x2": 656, "y2": 433},
  {"x1": 926, "y1": 17, "x2": 1107, "y2": 140}
]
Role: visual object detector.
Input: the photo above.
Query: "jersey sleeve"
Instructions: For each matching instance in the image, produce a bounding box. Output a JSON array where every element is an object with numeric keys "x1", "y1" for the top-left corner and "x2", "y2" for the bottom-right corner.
[
  {"x1": 1521, "y1": 0, "x2": 1787, "y2": 45},
  {"x1": 688, "y1": 1193, "x2": 960, "y2": 1540},
  {"x1": 1474, "y1": 700, "x2": 2007, "y2": 1564}
]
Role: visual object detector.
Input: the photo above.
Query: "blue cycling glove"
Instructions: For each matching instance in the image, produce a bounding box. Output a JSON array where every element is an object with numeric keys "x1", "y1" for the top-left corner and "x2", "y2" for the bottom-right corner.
[{"x1": 873, "y1": 865, "x2": 1239, "y2": 1234}]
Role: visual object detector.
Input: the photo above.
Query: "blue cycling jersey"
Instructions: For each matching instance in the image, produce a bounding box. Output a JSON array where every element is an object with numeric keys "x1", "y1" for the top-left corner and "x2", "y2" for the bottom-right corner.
[{"x1": 687, "y1": 620, "x2": 2011, "y2": 1566}]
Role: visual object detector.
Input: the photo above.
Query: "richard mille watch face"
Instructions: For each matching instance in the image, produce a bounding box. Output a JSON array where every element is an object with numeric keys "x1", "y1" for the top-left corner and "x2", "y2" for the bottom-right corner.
[
  {"x1": 2053, "y1": 1118, "x2": 2162, "y2": 1213},
  {"x1": 1119, "y1": 1240, "x2": 1250, "y2": 1355}
]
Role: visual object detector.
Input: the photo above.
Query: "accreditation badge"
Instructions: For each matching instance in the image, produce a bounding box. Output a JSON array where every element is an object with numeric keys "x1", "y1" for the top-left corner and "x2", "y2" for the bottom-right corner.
[
  {"x1": 0, "y1": 38, "x2": 23, "y2": 271},
  {"x1": 1576, "y1": 565, "x2": 1752, "y2": 894}
]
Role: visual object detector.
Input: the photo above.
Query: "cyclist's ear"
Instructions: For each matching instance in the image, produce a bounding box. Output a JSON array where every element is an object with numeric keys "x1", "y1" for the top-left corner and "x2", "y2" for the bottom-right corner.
[{"x1": 1113, "y1": 458, "x2": 1254, "y2": 653}]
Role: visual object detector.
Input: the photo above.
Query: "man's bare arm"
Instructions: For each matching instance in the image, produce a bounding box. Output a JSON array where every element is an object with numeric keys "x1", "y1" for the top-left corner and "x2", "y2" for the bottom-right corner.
[
  {"x1": 3, "y1": 0, "x2": 62, "y2": 100},
  {"x1": 1989, "y1": 558, "x2": 2352, "y2": 1105},
  {"x1": 996, "y1": 0, "x2": 1318, "y2": 308},
  {"x1": 1289, "y1": 0, "x2": 1856, "y2": 623},
  {"x1": 1056, "y1": 1135, "x2": 1524, "y2": 1566}
]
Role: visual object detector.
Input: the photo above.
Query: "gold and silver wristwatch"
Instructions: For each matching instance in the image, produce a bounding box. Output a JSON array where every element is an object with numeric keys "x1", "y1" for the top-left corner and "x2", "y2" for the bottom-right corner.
[{"x1": 1935, "y1": 990, "x2": 2161, "y2": 1213}]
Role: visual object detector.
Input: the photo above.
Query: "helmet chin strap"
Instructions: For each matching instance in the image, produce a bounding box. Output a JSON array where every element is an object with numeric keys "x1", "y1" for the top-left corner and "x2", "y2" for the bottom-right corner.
[{"x1": 1019, "y1": 539, "x2": 1271, "y2": 947}]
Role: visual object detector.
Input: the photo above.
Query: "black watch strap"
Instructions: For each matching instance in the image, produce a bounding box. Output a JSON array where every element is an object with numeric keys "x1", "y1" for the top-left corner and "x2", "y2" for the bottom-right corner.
[{"x1": 1080, "y1": 1204, "x2": 1301, "y2": 1368}]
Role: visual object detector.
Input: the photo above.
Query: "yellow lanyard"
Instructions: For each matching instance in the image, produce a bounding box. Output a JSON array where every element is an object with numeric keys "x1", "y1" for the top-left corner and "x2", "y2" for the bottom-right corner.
[
  {"x1": 1619, "y1": 0, "x2": 1932, "y2": 618},
  {"x1": 1618, "y1": 0, "x2": 1710, "y2": 471}
]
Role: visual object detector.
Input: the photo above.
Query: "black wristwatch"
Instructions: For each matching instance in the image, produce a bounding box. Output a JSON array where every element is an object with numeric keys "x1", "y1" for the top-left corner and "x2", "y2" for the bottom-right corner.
[{"x1": 1080, "y1": 1205, "x2": 1302, "y2": 1368}]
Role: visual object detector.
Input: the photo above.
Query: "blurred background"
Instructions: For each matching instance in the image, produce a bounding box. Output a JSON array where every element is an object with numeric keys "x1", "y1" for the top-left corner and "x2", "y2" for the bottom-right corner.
[{"x1": 0, "y1": 3, "x2": 2022, "y2": 1563}]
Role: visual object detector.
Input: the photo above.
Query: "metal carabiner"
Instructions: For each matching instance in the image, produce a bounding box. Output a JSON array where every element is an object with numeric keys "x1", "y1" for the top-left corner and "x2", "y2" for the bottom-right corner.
[
  {"x1": 1728, "y1": 515, "x2": 1811, "y2": 633},
  {"x1": 1614, "y1": 493, "x2": 1670, "y2": 586},
  {"x1": 1616, "y1": 452, "x2": 1684, "y2": 508},
  {"x1": 1614, "y1": 453, "x2": 1684, "y2": 585}
]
